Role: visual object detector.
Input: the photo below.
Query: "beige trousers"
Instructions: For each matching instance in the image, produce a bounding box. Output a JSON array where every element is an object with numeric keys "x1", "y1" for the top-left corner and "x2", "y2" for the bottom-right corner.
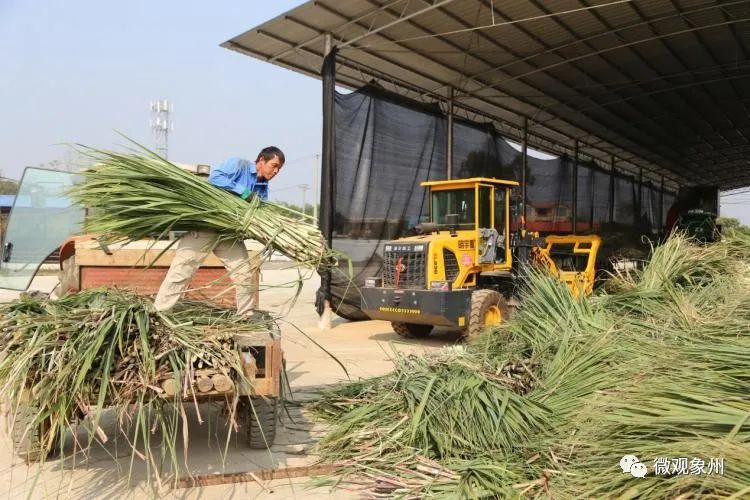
[{"x1": 154, "y1": 230, "x2": 256, "y2": 316}]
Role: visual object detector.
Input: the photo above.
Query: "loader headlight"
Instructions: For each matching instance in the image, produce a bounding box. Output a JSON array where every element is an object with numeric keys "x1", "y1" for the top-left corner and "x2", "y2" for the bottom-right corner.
[
  {"x1": 365, "y1": 277, "x2": 382, "y2": 288},
  {"x1": 430, "y1": 280, "x2": 452, "y2": 291}
]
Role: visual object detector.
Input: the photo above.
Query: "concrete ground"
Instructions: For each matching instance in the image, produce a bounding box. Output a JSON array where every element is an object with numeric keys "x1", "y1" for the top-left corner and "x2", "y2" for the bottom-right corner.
[{"x1": 0, "y1": 265, "x2": 462, "y2": 499}]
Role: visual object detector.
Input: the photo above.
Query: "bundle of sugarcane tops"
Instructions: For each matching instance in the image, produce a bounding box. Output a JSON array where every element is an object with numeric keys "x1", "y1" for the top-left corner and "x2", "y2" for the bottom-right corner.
[
  {"x1": 312, "y1": 231, "x2": 750, "y2": 499},
  {"x1": 0, "y1": 289, "x2": 272, "y2": 480},
  {"x1": 68, "y1": 142, "x2": 338, "y2": 268}
]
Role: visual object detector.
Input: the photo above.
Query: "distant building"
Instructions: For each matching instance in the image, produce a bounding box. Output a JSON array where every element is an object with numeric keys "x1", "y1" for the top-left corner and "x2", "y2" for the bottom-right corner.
[{"x1": 0, "y1": 195, "x2": 15, "y2": 215}]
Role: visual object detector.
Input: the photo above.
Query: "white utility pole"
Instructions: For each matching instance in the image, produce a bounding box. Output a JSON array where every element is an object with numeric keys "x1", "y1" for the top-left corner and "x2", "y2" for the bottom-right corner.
[
  {"x1": 299, "y1": 184, "x2": 310, "y2": 216},
  {"x1": 150, "y1": 100, "x2": 174, "y2": 158}
]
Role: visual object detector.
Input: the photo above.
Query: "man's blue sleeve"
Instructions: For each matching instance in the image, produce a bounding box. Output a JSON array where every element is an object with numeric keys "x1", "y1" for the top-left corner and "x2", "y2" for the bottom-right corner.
[{"x1": 208, "y1": 158, "x2": 246, "y2": 196}]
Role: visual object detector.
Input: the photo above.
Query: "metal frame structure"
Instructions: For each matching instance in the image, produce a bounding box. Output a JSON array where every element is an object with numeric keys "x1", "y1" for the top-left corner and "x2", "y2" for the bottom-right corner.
[{"x1": 222, "y1": 0, "x2": 750, "y2": 191}]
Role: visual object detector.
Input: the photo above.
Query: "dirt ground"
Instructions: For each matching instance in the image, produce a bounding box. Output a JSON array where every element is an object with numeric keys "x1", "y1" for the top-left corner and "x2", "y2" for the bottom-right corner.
[{"x1": 0, "y1": 265, "x2": 462, "y2": 499}]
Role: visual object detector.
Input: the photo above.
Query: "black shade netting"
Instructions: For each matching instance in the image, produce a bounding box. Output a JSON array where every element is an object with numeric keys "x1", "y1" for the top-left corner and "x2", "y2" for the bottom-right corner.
[
  {"x1": 663, "y1": 191, "x2": 676, "y2": 230},
  {"x1": 323, "y1": 83, "x2": 683, "y2": 319},
  {"x1": 329, "y1": 85, "x2": 446, "y2": 320},
  {"x1": 645, "y1": 183, "x2": 661, "y2": 234},
  {"x1": 452, "y1": 120, "x2": 522, "y2": 180},
  {"x1": 575, "y1": 163, "x2": 612, "y2": 235},
  {"x1": 451, "y1": 120, "x2": 524, "y2": 230},
  {"x1": 526, "y1": 155, "x2": 574, "y2": 234}
]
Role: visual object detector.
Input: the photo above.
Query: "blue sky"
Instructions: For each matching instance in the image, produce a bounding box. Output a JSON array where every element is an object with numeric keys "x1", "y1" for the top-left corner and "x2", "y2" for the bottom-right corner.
[
  {"x1": 0, "y1": 0, "x2": 320, "y2": 204},
  {"x1": 1, "y1": 0, "x2": 748, "y2": 221}
]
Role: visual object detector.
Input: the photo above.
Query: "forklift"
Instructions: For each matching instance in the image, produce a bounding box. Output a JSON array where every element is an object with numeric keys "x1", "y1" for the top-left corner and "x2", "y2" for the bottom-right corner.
[{"x1": 361, "y1": 178, "x2": 600, "y2": 338}]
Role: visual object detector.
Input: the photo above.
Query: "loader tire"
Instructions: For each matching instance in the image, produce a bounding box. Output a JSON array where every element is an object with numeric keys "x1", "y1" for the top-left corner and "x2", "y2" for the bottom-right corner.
[
  {"x1": 9, "y1": 405, "x2": 56, "y2": 463},
  {"x1": 391, "y1": 322, "x2": 433, "y2": 338},
  {"x1": 466, "y1": 290, "x2": 508, "y2": 340},
  {"x1": 244, "y1": 395, "x2": 279, "y2": 449}
]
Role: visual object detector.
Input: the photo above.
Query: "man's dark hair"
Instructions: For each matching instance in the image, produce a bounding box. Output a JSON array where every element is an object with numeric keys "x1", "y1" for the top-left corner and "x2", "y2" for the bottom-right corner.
[{"x1": 256, "y1": 146, "x2": 285, "y2": 165}]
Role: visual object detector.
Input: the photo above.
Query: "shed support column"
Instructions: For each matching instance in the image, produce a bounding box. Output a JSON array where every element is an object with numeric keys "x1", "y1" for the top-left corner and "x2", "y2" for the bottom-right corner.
[
  {"x1": 317, "y1": 33, "x2": 336, "y2": 329},
  {"x1": 637, "y1": 167, "x2": 643, "y2": 227},
  {"x1": 589, "y1": 161, "x2": 595, "y2": 232},
  {"x1": 522, "y1": 118, "x2": 528, "y2": 231},
  {"x1": 321, "y1": 32, "x2": 334, "y2": 247},
  {"x1": 572, "y1": 140, "x2": 578, "y2": 234},
  {"x1": 609, "y1": 155, "x2": 616, "y2": 223},
  {"x1": 659, "y1": 176, "x2": 665, "y2": 238},
  {"x1": 446, "y1": 87, "x2": 454, "y2": 180}
]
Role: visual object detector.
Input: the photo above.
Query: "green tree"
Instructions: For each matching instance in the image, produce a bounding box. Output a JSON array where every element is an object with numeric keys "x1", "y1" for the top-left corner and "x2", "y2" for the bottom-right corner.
[
  {"x1": 717, "y1": 216, "x2": 741, "y2": 230},
  {"x1": 0, "y1": 179, "x2": 19, "y2": 195},
  {"x1": 717, "y1": 216, "x2": 750, "y2": 235},
  {"x1": 273, "y1": 200, "x2": 319, "y2": 221}
]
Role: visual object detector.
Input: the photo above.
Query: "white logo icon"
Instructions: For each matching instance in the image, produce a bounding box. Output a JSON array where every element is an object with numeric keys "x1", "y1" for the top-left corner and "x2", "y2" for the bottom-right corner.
[
  {"x1": 620, "y1": 455, "x2": 647, "y2": 478},
  {"x1": 630, "y1": 462, "x2": 648, "y2": 478},
  {"x1": 620, "y1": 455, "x2": 639, "y2": 473}
]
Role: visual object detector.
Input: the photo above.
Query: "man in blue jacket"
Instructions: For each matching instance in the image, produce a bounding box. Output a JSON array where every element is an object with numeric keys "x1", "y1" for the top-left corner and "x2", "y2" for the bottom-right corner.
[{"x1": 154, "y1": 146, "x2": 285, "y2": 316}]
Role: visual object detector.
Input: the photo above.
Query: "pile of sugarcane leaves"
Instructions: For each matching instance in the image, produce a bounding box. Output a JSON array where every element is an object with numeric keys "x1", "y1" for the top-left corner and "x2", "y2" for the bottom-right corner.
[
  {"x1": 68, "y1": 139, "x2": 342, "y2": 271},
  {"x1": 0, "y1": 288, "x2": 274, "y2": 487},
  {"x1": 312, "y1": 230, "x2": 750, "y2": 499}
]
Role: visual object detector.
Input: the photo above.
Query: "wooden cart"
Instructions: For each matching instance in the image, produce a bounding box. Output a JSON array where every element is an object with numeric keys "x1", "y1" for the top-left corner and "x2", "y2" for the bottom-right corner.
[
  {"x1": 9, "y1": 237, "x2": 284, "y2": 462},
  {"x1": 11, "y1": 332, "x2": 283, "y2": 462}
]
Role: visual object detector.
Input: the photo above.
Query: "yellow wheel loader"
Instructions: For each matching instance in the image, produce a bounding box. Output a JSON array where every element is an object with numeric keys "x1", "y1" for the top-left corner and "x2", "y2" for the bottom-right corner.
[{"x1": 360, "y1": 178, "x2": 600, "y2": 338}]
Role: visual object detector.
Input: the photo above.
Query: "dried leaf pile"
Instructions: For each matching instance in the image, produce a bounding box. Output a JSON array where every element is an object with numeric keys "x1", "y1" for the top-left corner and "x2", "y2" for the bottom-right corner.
[
  {"x1": 68, "y1": 140, "x2": 340, "y2": 270},
  {"x1": 312, "y1": 231, "x2": 750, "y2": 498},
  {"x1": 0, "y1": 288, "x2": 275, "y2": 484}
]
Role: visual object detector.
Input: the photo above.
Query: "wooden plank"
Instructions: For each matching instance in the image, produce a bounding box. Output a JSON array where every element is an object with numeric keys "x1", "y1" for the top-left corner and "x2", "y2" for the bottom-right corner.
[
  {"x1": 234, "y1": 331, "x2": 277, "y2": 346},
  {"x1": 251, "y1": 378, "x2": 276, "y2": 395},
  {"x1": 79, "y1": 267, "x2": 237, "y2": 307},
  {"x1": 75, "y1": 247, "x2": 244, "y2": 268},
  {"x1": 73, "y1": 238, "x2": 263, "y2": 268},
  {"x1": 175, "y1": 463, "x2": 342, "y2": 489},
  {"x1": 70, "y1": 237, "x2": 260, "y2": 308},
  {"x1": 268, "y1": 340, "x2": 282, "y2": 397},
  {"x1": 77, "y1": 264, "x2": 259, "y2": 307},
  {"x1": 72, "y1": 241, "x2": 261, "y2": 308}
]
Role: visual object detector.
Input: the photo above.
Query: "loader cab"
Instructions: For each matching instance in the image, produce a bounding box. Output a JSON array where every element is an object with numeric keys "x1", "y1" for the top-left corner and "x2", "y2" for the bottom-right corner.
[{"x1": 422, "y1": 177, "x2": 517, "y2": 267}]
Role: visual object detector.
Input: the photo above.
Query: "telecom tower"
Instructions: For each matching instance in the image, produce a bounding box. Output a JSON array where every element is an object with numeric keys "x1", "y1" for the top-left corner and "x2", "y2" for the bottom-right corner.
[{"x1": 150, "y1": 100, "x2": 173, "y2": 158}]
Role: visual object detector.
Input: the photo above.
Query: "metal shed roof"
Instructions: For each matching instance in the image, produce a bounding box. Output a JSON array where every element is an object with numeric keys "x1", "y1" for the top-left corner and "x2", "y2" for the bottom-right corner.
[{"x1": 222, "y1": 0, "x2": 750, "y2": 190}]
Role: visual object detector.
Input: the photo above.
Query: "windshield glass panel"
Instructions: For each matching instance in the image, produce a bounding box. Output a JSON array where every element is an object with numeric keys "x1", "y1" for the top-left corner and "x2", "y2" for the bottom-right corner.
[
  {"x1": 0, "y1": 168, "x2": 83, "y2": 290},
  {"x1": 494, "y1": 188, "x2": 506, "y2": 232},
  {"x1": 431, "y1": 188, "x2": 475, "y2": 228}
]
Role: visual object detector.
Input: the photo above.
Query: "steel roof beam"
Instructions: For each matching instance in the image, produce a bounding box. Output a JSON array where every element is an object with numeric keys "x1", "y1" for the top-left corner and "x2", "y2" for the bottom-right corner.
[
  {"x1": 224, "y1": 1, "x2": 750, "y2": 187},
  {"x1": 452, "y1": 1, "x2": 748, "y2": 93},
  {"x1": 518, "y1": 0, "x2": 694, "y2": 169},
  {"x1": 268, "y1": 0, "x2": 410, "y2": 62},
  {"x1": 312, "y1": 1, "x2": 670, "y2": 180},
  {"x1": 410, "y1": 0, "x2": 684, "y2": 180},
  {"x1": 563, "y1": 0, "x2": 747, "y2": 183},
  {"x1": 336, "y1": 0, "x2": 458, "y2": 49},
  {"x1": 624, "y1": 0, "x2": 733, "y2": 180},
  {"x1": 472, "y1": 0, "x2": 698, "y2": 180}
]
